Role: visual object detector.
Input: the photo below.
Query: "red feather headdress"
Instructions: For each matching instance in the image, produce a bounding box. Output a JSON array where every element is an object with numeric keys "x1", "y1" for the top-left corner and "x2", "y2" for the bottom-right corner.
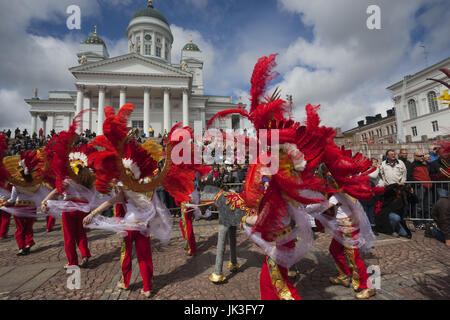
[
  {"x1": 162, "y1": 123, "x2": 211, "y2": 205},
  {"x1": 88, "y1": 103, "x2": 165, "y2": 194},
  {"x1": 42, "y1": 110, "x2": 89, "y2": 193},
  {"x1": 0, "y1": 135, "x2": 11, "y2": 189}
]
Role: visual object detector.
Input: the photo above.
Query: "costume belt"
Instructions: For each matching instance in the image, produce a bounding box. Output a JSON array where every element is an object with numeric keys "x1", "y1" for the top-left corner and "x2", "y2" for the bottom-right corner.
[{"x1": 14, "y1": 201, "x2": 35, "y2": 207}]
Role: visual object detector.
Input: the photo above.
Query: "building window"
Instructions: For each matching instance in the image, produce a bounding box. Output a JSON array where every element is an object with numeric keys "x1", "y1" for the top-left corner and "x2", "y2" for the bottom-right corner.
[
  {"x1": 432, "y1": 120, "x2": 439, "y2": 132},
  {"x1": 132, "y1": 121, "x2": 143, "y2": 129},
  {"x1": 156, "y1": 46, "x2": 161, "y2": 57},
  {"x1": 411, "y1": 126, "x2": 417, "y2": 137},
  {"x1": 387, "y1": 126, "x2": 390, "y2": 135},
  {"x1": 144, "y1": 44, "x2": 151, "y2": 55},
  {"x1": 408, "y1": 99, "x2": 417, "y2": 119},
  {"x1": 428, "y1": 91, "x2": 439, "y2": 113},
  {"x1": 394, "y1": 124, "x2": 397, "y2": 133}
]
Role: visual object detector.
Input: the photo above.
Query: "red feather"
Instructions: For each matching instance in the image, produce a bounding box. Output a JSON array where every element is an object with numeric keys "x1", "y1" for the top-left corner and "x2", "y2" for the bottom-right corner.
[
  {"x1": 250, "y1": 54, "x2": 279, "y2": 113},
  {"x1": 0, "y1": 135, "x2": 10, "y2": 188},
  {"x1": 206, "y1": 107, "x2": 250, "y2": 130}
]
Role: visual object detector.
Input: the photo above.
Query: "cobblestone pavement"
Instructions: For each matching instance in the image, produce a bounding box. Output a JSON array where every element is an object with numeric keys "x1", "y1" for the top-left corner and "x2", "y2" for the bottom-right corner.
[{"x1": 0, "y1": 217, "x2": 449, "y2": 300}]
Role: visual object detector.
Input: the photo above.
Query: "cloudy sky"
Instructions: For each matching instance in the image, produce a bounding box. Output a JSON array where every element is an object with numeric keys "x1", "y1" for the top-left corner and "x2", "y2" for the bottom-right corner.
[{"x1": 0, "y1": 0, "x2": 449, "y2": 131}]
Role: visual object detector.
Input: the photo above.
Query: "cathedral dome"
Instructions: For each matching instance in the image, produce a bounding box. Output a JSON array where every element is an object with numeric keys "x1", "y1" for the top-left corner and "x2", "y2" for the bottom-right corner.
[
  {"x1": 83, "y1": 26, "x2": 105, "y2": 45},
  {"x1": 131, "y1": 1, "x2": 169, "y2": 26},
  {"x1": 183, "y1": 41, "x2": 200, "y2": 52}
]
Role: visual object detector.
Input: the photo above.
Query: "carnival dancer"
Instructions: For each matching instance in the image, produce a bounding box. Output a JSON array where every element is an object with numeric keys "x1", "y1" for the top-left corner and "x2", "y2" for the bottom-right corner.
[
  {"x1": 179, "y1": 183, "x2": 201, "y2": 256},
  {"x1": 311, "y1": 145, "x2": 385, "y2": 299},
  {"x1": 0, "y1": 183, "x2": 11, "y2": 239},
  {"x1": 2, "y1": 150, "x2": 50, "y2": 255},
  {"x1": 0, "y1": 135, "x2": 11, "y2": 239},
  {"x1": 207, "y1": 54, "x2": 337, "y2": 300},
  {"x1": 82, "y1": 103, "x2": 208, "y2": 298},
  {"x1": 40, "y1": 122, "x2": 97, "y2": 269}
]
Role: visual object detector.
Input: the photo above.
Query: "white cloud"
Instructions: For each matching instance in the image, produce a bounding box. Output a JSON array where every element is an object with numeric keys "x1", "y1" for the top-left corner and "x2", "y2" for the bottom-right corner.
[
  {"x1": 184, "y1": 0, "x2": 209, "y2": 10},
  {"x1": 272, "y1": 0, "x2": 449, "y2": 130},
  {"x1": 0, "y1": 89, "x2": 33, "y2": 131},
  {"x1": 170, "y1": 24, "x2": 218, "y2": 87}
]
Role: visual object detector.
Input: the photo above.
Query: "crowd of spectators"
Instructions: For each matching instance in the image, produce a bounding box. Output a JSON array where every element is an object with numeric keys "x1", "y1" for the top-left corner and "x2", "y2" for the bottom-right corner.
[{"x1": 365, "y1": 145, "x2": 449, "y2": 247}]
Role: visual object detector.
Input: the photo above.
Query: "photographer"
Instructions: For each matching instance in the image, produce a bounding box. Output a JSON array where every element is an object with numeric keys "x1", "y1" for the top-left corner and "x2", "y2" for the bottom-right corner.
[{"x1": 375, "y1": 183, "x2": 416, "y2": 239}]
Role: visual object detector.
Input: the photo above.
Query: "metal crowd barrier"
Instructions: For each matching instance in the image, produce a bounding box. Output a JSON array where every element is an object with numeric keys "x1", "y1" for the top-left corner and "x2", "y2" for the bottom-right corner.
[{"x1": 404, "y1": 181, "x2": 449, "y2": 222}]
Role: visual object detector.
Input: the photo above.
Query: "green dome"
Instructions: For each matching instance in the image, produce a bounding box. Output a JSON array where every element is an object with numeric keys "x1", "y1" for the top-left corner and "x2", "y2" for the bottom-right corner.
[
  {"x1": 183, "y1": 42, "x2": 200, "y2": 51},
  {"x1": 132, "y1": 4, "x2": 169, "y2": 26},
  {"x1": 83, "y1": 35, "x2": 105, "y2": 45}
]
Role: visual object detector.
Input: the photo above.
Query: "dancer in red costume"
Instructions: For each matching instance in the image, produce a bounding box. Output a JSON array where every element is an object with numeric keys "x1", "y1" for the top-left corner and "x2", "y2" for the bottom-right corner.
[
  {"x1": 310, "y1": 145, "x2": 385, "y2": 299},
  {"x1": 1, "y1": 149, "x2": 50, "y2": 255},
  {"x1": 82, "y1": 103, "x2": 209, "y2": 298},
  {"x1": 208, "y1": 54, "x2": 337, "y2": 300},
  {"x1": 41, "y1": 115, "x2": 97, "y2": 268},
  {"x1": 0, "y1": 135, "x2": 11, "y2": 240}
]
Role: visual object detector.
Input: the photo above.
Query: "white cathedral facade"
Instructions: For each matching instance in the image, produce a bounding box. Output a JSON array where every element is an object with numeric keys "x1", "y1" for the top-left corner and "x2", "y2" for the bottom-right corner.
[{"x1": 26, "y1": 2, "x2": 242, "y2": 137}]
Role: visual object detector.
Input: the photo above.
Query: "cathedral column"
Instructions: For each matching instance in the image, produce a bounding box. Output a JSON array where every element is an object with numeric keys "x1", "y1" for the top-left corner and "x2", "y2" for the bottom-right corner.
[
  {"x1": 182, "y1": 88, "x2": 189, "y2": 127},
  {"x1": 76, "y1": 84, "x2": 84, "y2": 112},
  {"x1": 83, "y1": 93, "x2": 91, "y2": 133},
  {"x1": 48, "y1": 113, "x2": 55, "y2": 134},
  {"x1": 163, "y1": 88, "x2": 171, "y2": 133},
  {"x1": 120, "y1": 86, "x2": 127, "y2": 108},
  {"x1": 39, "y1": 114, "x2": 48, "y2": 137},
  {"x1": 143, "y1": 87, "x2": 151, "y2": 137},
  {"x1": 140, "y1": 30, "x2": 145, "y2": 55},
  {"x1": 97, "y1": 86, "x2": 106, "y2": 135},
  {"x1": 31, "y1": 113, "x2": 37, "y2": 134}
]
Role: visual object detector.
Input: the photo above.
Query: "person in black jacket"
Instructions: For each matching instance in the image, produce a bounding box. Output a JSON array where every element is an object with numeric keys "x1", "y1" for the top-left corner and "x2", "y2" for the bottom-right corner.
[{"x1": 375, "y1": 183, "x2": 416, "y2": 238}]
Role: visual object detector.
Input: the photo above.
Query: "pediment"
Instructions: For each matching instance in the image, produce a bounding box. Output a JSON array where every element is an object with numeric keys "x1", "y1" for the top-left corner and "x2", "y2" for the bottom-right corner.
[{"x1": 70, "y1": 53, "x2": 191, "y2": 77}]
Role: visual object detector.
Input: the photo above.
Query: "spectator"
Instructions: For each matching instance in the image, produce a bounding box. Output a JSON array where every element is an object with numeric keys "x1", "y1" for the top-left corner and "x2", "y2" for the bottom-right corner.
[
  {"x1": 429, "y1": 146, "x2": 450, "y2": 199},
  {"x1": 424, "y1": 154, "x2": 431, "y2": 165},
  {"x1": 14, "y1": 128, "x2": 20, "y2": 139},
  {"x1": 5, "y1": 129, "x2": 11, "y2": 138},
  {"x1": 428, "y1": 145, "x2": 439, "y2": 163},
  {"x1": 38, "y1": 128, "x2": 43, "y2": 138},
  {"x1": 379, "y1": 149, "x2": 407, "y2": 186},
  {"x1": 398, "y1": 148, "x2": 411, "y2": 171},
  {"x1": 148, "y1": 126, "x2": 154, "y2": 137},
  {"x1": 408, "y1": 151, "x2": 432, "y2": 227},
  {"x1": 425, "y1": 194, "x2": 450, "y2": 246},
  {"x1": 361, "y1": 158, "x2": 381, "y2": 231},
  {"x1": 375, "y1": 183, "x2": 415, "y2": 239}
]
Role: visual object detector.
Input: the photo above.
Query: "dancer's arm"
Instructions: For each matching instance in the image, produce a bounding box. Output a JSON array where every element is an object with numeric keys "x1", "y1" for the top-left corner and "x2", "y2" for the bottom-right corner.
[
  {"x1": 41, "y1": 188, "x2": 59, "y2": 213},
  {"x1": 82, "y1": 191, "x2": 124, "y2": 225},
  {"x1": 5, "y1": 186, "x2": 17, "y2": 207}
]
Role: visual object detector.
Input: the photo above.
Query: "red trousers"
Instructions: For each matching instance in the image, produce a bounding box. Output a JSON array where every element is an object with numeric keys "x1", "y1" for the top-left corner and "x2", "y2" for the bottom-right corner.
[
  {"x1": 0, "y1": 209, "x2": 10, "y2": 239},
  {"x1": 329, "y1": 230, "x2": 371, "y2": 290},
  {"x1": 179, "y1": 203, "x2": 196, "y2": 255},
  {"x1": 46, "y1": 215, "x2": 55, "y2": 231},
  {"x1": 120, "y1": 230, "x2": 154, "y2": 292},
  {"x1": 14, "y1": 215, "x2": 35, "y2": 249},
  {"x1": 259, "y1": 240, "x2": 301, "y2": 300},
  {"x1": 61, "y1": 210, "x2": 91, "y2": 266}
]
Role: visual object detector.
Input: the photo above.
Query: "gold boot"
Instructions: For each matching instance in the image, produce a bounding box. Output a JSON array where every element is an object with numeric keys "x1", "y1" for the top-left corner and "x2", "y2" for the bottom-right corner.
[
  {"x1": 329, "y1": 275, "x2": 351, "y2": 287},
  {"x1": 227, "y1": 262, "x2": 241, "y2": 273},
  {"x1": 209, "y1": 272, "x2": 226, "y2": 283},
  {"x1": 288, "y1": 270, "x2": 300, "y2": 278},
  {"x1": 355, "y1": 288, "x2": 376, "y2": 299}
]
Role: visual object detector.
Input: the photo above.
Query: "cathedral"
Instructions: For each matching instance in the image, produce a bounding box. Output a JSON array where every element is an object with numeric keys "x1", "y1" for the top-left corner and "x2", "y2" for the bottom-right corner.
[{"x1": 26, "y1": 1, "x2": 242, "y2": 136}]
